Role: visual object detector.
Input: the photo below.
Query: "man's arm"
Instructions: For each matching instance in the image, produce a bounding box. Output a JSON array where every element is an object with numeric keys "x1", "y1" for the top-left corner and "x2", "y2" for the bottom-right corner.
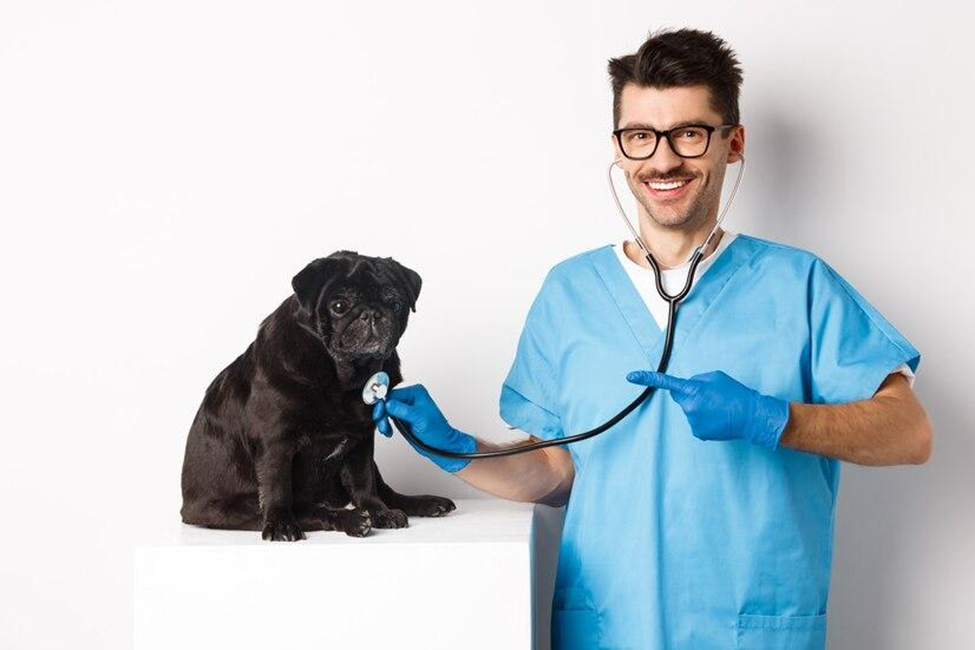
[
  {"x1": 778, "y1": 372, "x2": 933, "y2": 465},
  {"x1": 454, "y1": 434, "x2": 575, "y2": 506}
]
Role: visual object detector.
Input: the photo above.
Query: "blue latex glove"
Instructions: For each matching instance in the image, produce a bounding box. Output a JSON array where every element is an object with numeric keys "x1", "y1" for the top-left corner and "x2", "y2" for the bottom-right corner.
[
  {"x1": 371, "y1": 384, "x2": 477, "y2": 473},
  {"x1": 625, "y1": 370, "x2": 791, "y2": 450}
]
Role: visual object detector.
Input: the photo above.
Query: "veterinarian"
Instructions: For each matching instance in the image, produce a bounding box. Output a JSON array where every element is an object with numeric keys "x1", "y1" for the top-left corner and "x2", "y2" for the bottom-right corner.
[{"x1": 372, "y1": 28, "x2": 932, "y2": 650}]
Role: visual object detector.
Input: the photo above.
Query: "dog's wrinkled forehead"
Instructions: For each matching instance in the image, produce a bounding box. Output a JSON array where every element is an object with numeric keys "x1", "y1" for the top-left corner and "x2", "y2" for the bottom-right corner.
[{"x1": 291, "y1": 250, "x2": 422, "y2": 316}]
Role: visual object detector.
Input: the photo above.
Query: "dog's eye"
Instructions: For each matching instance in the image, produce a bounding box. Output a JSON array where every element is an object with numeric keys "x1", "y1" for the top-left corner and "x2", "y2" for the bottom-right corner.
[
  {"x1": 330, "y1": 300, "x2": 350, "y2": 315},
  {"x1": 391, "y1": 300, "x2": 403, "y2": 313}
]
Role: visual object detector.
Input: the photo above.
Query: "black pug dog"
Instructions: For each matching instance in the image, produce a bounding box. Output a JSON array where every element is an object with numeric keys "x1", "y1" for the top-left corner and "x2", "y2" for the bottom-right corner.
[{"x1": 180, "y1": 250, "x2": 457, "y2": 541}]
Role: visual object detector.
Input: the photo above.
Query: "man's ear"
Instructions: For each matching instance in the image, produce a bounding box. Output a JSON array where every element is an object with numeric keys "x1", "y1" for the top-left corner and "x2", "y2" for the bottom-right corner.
[
  {"x1": 385, "y1": 258, "x2": 422, "y2": 313},
  {"x1": 728, "y1": 124, "x2": 745, "y2": 163},
  {"x1": 291, "y1": 257, "x2": 343, "y2": 316}
]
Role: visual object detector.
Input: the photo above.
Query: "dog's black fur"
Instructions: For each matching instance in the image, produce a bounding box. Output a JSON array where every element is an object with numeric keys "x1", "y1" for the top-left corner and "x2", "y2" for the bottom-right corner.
[{"x1": 180, "y1": 250, "x2": 456, "y2": 541}]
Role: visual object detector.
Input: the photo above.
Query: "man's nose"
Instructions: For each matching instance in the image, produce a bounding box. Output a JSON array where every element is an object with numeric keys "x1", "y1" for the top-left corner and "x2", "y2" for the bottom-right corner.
[{"x1": 646, "y1": 136, "x2": 685, "y2": 172}]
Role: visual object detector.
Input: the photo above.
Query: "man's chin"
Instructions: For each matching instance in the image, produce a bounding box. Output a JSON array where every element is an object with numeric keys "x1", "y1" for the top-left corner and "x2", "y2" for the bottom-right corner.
[
  {"x1": 641, "y1": 199, "x2": 709, "y2": 229},
  {"x1": 643, "y1": 210, "x2": 696, "y2": 229}
]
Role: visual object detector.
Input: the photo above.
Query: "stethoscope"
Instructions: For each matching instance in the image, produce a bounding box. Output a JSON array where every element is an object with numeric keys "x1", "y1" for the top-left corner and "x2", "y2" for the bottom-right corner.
[{"x1": 362, "y1": 153, "x2": 746, "y2": 460}]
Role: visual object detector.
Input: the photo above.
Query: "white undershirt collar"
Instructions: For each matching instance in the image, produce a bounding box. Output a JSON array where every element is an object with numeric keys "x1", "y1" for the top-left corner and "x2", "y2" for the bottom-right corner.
[{"x1": 612, "y1": 230, "x2": 739, "y2": 328}]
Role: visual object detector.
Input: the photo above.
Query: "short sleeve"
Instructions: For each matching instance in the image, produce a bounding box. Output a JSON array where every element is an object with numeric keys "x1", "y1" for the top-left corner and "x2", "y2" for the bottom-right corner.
[
  {"x1": 498, "y1": 271, "x2": 566, "y2": 441},
  {"x1": 891, "y1": 362, "x2": 916, "y2": 389},
  {"x1": 807, "y1": 258, "x2": 921, "y2": 404}
]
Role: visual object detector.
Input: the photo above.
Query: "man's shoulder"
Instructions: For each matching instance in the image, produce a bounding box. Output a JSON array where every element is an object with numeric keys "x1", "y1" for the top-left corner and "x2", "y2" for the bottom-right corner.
[
  {"x1": 734, "y1": 232, "x2": 817, "y2": 260},
  {"x1": 733, "y1": 233, "x2": 826, "y2": 273},
  {"x1": 541, "y1": 243, "x2": 614, "y2": 283},
  {"x1": 734, "y1": 234, "x2": 870, "y2": 304},
  {"x1": 554, "y1": 243, "x2": 614, "y2": 268}
]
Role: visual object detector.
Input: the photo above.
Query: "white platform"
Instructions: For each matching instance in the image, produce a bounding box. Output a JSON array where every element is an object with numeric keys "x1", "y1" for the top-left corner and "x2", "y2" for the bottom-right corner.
[{"x1": 134, "y1": 498, "x2": 559, "y2": 650}]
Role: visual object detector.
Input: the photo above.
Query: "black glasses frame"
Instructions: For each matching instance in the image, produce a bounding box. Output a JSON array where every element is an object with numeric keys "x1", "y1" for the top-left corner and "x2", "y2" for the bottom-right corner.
[{"x1": 612, "y1": 123, "x2": 739, "y2": 160}]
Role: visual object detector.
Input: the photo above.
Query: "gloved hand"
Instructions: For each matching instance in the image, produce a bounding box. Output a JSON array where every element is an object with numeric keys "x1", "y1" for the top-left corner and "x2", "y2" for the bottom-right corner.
[
  {"x1": 625, "y1": 370, "x2": 791, "y2": 450},
  {"x1": 371, "y1": 384, "x2": 477, "y2": 473}
]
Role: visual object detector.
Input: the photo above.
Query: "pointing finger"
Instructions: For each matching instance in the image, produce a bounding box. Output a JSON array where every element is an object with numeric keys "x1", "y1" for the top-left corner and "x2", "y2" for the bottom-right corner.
[{"x1": 626, "y1": 370, "x2": 693, "y2": 393}]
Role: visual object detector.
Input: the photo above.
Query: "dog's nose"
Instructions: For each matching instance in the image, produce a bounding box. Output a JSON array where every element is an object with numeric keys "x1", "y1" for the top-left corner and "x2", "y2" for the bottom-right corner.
[{"x1": 359, "y1": 307, "x2": 379, "y2": 322}]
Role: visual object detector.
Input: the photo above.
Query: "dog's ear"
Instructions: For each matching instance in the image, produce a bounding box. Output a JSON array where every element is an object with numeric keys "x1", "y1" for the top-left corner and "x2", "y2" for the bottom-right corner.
[
  {"x1": 385, "y1": 258, "x2": 422, "y2": 313},
  {"x1": 291, "y1": 257, "x2": 346, "y2": 316}
]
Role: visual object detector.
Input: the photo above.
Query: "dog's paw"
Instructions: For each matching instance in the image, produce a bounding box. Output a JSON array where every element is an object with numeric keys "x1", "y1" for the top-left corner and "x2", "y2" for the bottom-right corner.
[
  {"x1": 368, "y1": 507, "x2": 409, "y2": 529},
  {"x1": 338, "y1": 508, "x2": 372, "y2": 538},
  {"x1": 406, "y1": 495, "x2": 456, "y2": 517},
  {"x1": 262, "y1": 509, "x2": 306, "y2": 542}
]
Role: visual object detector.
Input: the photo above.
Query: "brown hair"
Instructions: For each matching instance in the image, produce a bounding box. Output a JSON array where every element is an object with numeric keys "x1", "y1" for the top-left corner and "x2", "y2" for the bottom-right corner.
[{"x1": 607, "y1": 28, "x2": 743, "y2": 132}]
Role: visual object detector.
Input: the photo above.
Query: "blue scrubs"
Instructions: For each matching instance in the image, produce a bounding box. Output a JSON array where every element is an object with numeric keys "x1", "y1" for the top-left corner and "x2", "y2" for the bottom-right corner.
[{"x1": 498, "y1": 234, "x2": 920, "y2": 650}]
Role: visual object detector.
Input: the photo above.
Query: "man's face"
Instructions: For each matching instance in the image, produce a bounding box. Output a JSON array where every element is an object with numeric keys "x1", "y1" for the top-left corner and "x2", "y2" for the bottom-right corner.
[{"x1": 611, "y1": 84, "x2": 744, "y2": 231}]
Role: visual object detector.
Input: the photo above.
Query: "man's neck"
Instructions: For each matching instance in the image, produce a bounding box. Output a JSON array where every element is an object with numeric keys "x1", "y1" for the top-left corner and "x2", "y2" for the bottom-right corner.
[{"x1": 625, "y1": 222, "x2": 725, "y2": 270}]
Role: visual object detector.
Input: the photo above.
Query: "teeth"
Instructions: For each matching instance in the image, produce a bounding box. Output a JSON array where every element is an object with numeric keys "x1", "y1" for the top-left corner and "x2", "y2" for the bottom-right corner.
[{"x1": 647, "y1": 179, "x2": 689, "y2": 190}]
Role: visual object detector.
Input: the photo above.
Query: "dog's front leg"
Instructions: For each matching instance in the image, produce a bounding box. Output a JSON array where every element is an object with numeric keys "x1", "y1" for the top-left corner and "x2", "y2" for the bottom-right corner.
[
  {"x1": 373, "y1": 459, "x2": 456, "y2": 517},
  {"x1": 257, "y1": 438, "x2": 305, "y2": 541},
  {"x1": 340, "y1": 435, "x2": 408, "y2": 530}
]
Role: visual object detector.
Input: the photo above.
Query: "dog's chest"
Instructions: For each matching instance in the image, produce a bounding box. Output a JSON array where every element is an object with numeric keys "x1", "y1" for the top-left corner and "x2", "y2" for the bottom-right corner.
[
  {"x1": 305, "y1": 390, "x2": 373, "y2": 429},
  {"x1": 289, "y1": 386, "x2": 375, "y2": 475},
  {"x1": 294, "y1": 433, "x2": 358, "y2": 477}
]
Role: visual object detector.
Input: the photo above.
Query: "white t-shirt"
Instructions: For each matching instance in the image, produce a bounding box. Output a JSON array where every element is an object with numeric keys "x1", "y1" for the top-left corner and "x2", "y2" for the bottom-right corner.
[{"x1": 612, "y1": 230, "x2": 915, "y2": 388}]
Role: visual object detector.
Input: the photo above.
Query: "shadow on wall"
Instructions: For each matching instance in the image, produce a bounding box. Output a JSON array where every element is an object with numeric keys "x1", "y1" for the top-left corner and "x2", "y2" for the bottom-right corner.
[
  {"x1": 828, "y1": 382, "x2": 972, "y2": 648},
  {"x1": 750, "y1": 107, "x2": 972, "y2": 649},
  {"x1": 746, "y1": 106, "x2": 820, "y2": 246}
]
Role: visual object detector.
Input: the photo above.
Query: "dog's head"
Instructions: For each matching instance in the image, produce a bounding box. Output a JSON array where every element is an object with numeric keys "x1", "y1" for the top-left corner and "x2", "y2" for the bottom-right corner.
[{"x1": 291, "y1": 250, "x2": 421, "y2": 360}]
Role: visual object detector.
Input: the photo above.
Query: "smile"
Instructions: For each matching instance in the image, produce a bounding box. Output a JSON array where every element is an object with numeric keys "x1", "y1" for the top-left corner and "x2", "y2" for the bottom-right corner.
[{"x1": 644, "y1": 177, "x2": 694, "y2": 199}]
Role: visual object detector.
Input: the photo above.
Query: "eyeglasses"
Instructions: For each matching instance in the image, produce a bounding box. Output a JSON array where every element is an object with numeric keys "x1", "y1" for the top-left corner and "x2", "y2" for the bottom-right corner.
[{"x1": 612, "y1": 123, "x2": 738, "y2": 160}]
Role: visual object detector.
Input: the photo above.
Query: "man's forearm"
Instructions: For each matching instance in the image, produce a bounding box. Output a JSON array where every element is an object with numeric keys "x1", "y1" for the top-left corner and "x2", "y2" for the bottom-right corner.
[
  {"x1": 454, "y1": 436, "x2": 572, "y2": 506},
  {"x1": 778, "y1": 373, "x2": 932, "y2": 465}
]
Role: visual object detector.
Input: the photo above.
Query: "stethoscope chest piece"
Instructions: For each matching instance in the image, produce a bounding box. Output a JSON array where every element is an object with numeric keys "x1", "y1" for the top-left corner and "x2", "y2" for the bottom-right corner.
[{"x1": 362, "y1": 371, "x2": 390, "y2": 406}]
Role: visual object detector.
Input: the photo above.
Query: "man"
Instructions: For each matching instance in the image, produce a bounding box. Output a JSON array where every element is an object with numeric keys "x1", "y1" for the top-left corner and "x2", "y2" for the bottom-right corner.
[{"x1": 372, "y1": 27, "x2": 932, "y2": 650}]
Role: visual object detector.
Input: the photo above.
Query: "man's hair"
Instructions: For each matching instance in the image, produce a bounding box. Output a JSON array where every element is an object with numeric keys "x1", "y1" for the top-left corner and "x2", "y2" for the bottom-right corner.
[{"x1": 607, "y1": 28, "x2": 743, "y2": 132}]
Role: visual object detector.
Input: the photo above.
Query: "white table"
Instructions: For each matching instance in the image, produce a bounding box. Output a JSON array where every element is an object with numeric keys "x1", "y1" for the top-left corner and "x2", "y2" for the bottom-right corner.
[{"x1": 134, "y1": 498, "x2": 562, "y2": 649}]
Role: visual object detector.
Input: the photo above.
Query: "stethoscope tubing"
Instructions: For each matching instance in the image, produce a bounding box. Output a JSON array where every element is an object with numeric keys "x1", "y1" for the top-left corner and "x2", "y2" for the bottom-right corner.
[
  {"x1": 383, "y1": 155, "x2": 746, "y2": 459},
  {"x1": 386, "y1": 262, "x2": 695, "y2": 459}
]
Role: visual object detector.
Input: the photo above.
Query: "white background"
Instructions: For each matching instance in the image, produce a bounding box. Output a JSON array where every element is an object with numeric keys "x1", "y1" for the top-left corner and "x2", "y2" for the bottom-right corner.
[{"x1": 1, "y1": 1, "x2": 973, "y2": 648}]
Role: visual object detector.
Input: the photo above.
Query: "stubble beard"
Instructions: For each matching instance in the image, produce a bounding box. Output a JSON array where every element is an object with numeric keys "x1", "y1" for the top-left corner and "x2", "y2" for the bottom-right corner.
[{"x1": 628, "y1": 167, "x2": 726, "y2": 232}]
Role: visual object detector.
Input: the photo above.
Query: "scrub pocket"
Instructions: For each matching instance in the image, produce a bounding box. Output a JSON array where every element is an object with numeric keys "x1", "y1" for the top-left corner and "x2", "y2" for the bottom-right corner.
[
  {"x1": 552, "y1": 586, "x2": 601, "y2": 650},
  {"x1": 736, "y1": 613, "x2": 827, "y2": 650}
]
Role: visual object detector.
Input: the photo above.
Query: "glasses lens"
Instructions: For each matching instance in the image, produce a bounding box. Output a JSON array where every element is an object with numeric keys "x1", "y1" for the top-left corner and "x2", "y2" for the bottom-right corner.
[
  {"x1": 670, "y1": 126, "x2": 709, "y2": 157},
  {"x1": 620, "y1": 130, "x2": 657, "y2": 158}
]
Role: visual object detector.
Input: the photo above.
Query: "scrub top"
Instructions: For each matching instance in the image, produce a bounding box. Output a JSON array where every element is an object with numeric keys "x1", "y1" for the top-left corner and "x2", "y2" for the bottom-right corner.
[
  {"x1": 498, "y1": 233, "x2": 920, "y2": 650},
  {"x1": 613, "y1": 232, "x2": 915, "y2": 389}
]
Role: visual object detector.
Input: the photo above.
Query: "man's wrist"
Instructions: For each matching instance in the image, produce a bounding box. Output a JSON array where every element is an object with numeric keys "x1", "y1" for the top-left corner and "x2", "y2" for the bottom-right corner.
[
  {"x1": 747, "y1": 394, "x2": 792, "y2": 450},
  {"x1": 434, "y1": 429, "x2": 478, "y2": 473}
]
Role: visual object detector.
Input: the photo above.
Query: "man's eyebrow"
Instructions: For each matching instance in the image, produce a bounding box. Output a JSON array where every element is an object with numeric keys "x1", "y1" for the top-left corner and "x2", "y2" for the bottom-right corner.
[{"x1": 620, "y1": 119, "x2": 711, "y2": 130}]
